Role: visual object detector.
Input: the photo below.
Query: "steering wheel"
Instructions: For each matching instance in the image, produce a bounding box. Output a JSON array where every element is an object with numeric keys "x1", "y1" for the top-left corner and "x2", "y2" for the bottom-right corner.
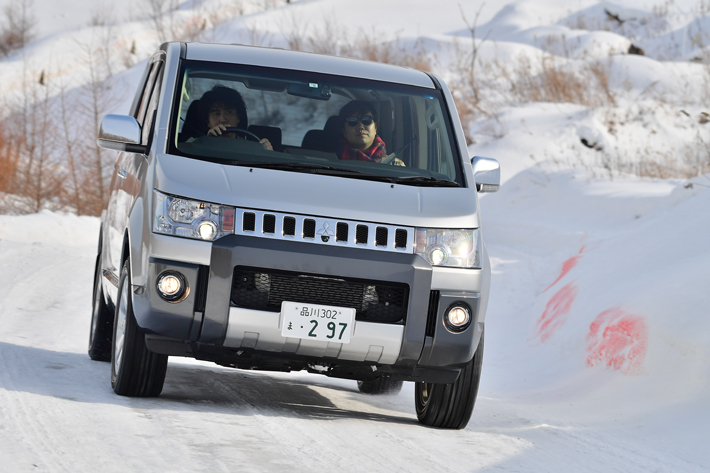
[{"x1": 222, "y1": 127, "x2": 261, "y2": 142}]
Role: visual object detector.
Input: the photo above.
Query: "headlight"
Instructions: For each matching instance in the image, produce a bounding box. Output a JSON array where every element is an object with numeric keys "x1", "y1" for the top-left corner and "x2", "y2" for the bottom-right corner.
[
  {"x1": 415, "y1": 228, "x2": 481, "y2": 268},
  {"x1": 153, "y1": 190, "x2": 235, "y2": 241}
]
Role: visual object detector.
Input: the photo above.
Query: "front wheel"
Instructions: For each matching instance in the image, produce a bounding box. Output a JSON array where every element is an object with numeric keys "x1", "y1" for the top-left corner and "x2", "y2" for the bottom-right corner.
[
  {"x1": 111, "y1": 261, "x2": 168, "y2": 397},
  {"x1": 415, "y1": 330, "x2": 484, "y2": 429}
]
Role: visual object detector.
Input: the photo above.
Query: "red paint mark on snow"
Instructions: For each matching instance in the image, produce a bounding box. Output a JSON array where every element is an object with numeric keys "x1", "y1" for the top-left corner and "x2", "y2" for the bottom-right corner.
[
  {"x1": 533, "y1": 282, "x2": 579, "y2": 343},
  {"x1": 543, "y1": 245, "x2": 587, "y2": 293},
  {"x1": 586, "y1": 308, "x2": 648, "y2": 374}
]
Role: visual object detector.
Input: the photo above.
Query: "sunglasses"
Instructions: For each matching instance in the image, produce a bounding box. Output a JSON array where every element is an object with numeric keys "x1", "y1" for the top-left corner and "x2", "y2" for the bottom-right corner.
[{"x1": 345, "y1": 116, "x2": 375, "y2": 127}]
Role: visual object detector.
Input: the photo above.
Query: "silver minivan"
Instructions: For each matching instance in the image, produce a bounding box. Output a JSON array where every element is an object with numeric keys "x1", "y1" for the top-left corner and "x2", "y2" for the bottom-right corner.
[{"x1": 90, "y1": 42, "x2": 500, "y2": 429}]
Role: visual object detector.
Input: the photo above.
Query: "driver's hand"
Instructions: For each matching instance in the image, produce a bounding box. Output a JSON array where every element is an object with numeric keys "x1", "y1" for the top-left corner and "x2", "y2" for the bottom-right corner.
[
  {"x1": 260, "y1": 138, "x2": 273, "y2": 151},
  {"x1": 207, "y1": 124, "x2": 233, "y2": 137}
]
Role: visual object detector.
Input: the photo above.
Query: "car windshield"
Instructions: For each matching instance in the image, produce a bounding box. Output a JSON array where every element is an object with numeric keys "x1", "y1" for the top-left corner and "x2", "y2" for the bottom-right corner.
[{"x1": 169, "y1": 60, "x2": 464, "y2": 187}]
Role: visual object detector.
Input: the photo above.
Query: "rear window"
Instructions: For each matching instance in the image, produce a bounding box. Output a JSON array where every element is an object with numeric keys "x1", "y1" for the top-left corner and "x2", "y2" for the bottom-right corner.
[{"x1": 168, "y1": 60, "x2": 465, "y2": 187}]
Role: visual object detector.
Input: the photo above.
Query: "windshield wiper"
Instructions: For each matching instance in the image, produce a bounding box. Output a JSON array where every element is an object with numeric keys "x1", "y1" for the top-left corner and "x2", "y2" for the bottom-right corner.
[
  {"x1": 244, "y1": 162, "x2": 396, "y2": 182},
  {"x1": 392, "y1": 176, "x2": 460, "y2": 187},
  {"x1": 247, "y1": 162, "x2": 364, "y2": 173},
  {"x1": 232, "y1": 161, "x2": 459, "y2": 186}
]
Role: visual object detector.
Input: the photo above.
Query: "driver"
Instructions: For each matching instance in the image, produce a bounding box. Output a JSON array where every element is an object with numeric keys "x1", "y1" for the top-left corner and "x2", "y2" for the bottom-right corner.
[
  {"x1": 337, "y1": 100, "x2": 404, "y2": 166},
  {"x1": 197, "y1": 85, "x2": 272, "y2": 150}
]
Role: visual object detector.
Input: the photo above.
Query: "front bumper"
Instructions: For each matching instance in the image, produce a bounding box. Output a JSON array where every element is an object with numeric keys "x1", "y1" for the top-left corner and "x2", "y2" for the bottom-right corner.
[{"x1": 134, "y1": 234, "x2": 484, "y2": 383}]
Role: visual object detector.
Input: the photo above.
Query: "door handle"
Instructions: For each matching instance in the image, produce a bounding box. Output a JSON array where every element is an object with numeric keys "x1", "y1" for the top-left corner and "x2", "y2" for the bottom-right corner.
[{"x1": 117, "y1": 169, "x2": 127, "y2": 179}]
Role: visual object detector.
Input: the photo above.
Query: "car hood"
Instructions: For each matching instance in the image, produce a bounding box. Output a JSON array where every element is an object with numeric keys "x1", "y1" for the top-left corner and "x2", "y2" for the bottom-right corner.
[{"x1": 154, "y1": 154, "x2": 480, "y2": 228}]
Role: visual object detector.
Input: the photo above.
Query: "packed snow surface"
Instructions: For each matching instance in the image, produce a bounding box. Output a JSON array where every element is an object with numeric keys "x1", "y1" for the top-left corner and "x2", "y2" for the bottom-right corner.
[{"x1": 1, "y1": 0, "x2": 709, "y2": 471}]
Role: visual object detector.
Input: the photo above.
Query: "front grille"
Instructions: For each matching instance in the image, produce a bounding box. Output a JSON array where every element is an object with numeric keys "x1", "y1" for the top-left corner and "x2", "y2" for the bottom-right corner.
[
  {"x1": 395, "y1": 229, "x2": 407, "y2": 248},
  {"x1": 231, "y1": 266, "x2": 409, "y2": 324},
  {"x1": 336, "y1": 222, "x2": 348, "y2": 242},
  {"x1": 263, "y1": 214, "x2": 276, "y2": 234},
  {"x1": 303, "y1": 219, "x2": 316, "y2": 239},
  {"x1": 375, "y1": 227, "x2": 388, "y2": 246},
  {"x1": 243, "y1": 212, "x2": 255, "y2": 232},
  {"x1": 283, "y1": 216, "x2": 296, "y2": 236},
  {"x1": 356, "y1": 225, "x2": 368, "y2": 244},
  {"x1": 231, "y1": 208, "x2": 414, "y2": 254}
]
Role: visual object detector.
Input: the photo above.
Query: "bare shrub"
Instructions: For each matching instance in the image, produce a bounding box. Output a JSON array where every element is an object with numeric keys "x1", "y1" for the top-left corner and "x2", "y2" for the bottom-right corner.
[
  {"x1": 306, "y1": 16, "x2": 342, "y2": 56},
  {"x1": 272, "y1": 11, "x2": 435, "y2": 71},
  {"x1": 502, "y1": 51, "x2": 616, "y2": 108},
  {"x1": 0, "y1": 119, "x2": 21, "y2": 194},
  {"x1": 616, "y1": 145, "x2": 709, "y2": 179},
  {"x1": 2, "y1": 79, "x2": 66, "y2": 213},
  {"x1": 279, "y1": 10, "x2": 310, "y2": 51},
  {"x1": 1, "y1": 34, "x2": 127, "y2": 216},
  {"x1": 458, "y1": 3, "x2": 489, "y2": 104},
  {"x1": 523, "y1": 54, "x2": 588, "y2": 104},
  {"x1": 0, "y1": 0, "x2": 36, "y2": 58},
  {"x1": 73, "y1": 42, "x2": 123, "y2": 215},
  {"x1": 56, "y1": 86, "x2": 85, "y2": 215},
  {"x1": 145, "y1": 0, "x2": 179, "y2": 44},
  {"x1": 450, "y1": 93, "x2": 478, "y2": 144},
  {"x1": 346, "y1": 34, "x2": 434, "y2": 72},
  {"x1": 144, "y1": 0, "x2": 211, "y2": 44},
  {"x1": 240, "y1": 22, "x2": 274, "y2": 48},
  {"x1": 180, "y1": 15, "x2": 208, "y2": 42},
  {"x1": 587, "y1": 59, "x2": 616, "y2": 106}
]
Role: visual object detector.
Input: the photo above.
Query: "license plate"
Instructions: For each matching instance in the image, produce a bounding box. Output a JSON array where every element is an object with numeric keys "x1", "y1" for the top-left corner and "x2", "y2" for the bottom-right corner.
[{"x1": 280, "y1": 301, "x2": 355, "y2": 343}]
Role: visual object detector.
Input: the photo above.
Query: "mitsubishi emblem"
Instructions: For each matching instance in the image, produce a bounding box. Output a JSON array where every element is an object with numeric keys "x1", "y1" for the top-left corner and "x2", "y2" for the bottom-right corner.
[{"x1": 317, "y1": 221, "x2": 335, "y2": 242}]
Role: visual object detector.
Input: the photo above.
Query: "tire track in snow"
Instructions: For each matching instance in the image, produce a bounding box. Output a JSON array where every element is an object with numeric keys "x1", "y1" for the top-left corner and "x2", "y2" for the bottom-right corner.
[
  {"x1": 0, "y1": 345, "x2": 77, "y2": 472},
  {"x1": 157, "y1": 364, "x2": 531, "y2": 472}
]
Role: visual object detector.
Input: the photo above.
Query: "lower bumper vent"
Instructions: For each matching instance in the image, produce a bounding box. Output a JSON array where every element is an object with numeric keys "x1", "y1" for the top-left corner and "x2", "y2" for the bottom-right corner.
[{"x1": 231, "y1": 266, "x2": 409, "y2": 324}]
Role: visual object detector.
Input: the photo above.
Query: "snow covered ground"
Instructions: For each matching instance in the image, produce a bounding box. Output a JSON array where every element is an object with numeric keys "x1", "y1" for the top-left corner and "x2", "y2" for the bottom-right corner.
[{"x1": 1, "y1": 0, "x2": 709, "y2": 471}]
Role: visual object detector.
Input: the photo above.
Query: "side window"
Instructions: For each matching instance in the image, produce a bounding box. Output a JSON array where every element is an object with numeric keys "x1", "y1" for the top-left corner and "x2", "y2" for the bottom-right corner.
[
  {"x1": 134, "y1": 63, "x2": 156, "y2": 123},
  {"x1": 141, "y1": 64, "x2": 165, "y2": 146}
]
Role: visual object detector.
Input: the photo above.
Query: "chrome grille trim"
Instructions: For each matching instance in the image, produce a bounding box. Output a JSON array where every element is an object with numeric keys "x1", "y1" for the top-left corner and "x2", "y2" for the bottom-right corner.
[{"x1": 231, "y1": 208, "x2": 415, "y2": 254}]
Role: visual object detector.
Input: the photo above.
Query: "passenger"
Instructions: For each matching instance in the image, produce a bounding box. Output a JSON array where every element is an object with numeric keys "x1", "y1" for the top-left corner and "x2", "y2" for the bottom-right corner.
[
  {"x1": 196, "y1": 85, "x2": 272, "y2": 150},
  {"x1": 337, "y1": 100, "x2": 404, "y2": 166}
]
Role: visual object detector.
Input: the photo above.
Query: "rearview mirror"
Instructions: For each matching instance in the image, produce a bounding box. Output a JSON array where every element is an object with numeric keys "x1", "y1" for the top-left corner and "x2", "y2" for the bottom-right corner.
[
  {"x1": 97, "y1": 114, "x2": 147, "y2": 154},
  {"x1": 287, "y1": 82, "x2": 331, "y2": 100},
  {"x1": 471, "y1": 156, "x2": 500, "y2": 193}
]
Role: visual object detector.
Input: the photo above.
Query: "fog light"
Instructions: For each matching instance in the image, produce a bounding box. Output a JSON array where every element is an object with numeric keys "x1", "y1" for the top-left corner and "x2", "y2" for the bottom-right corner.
[
  {"x1": 444, "y1": 304, "x2": 471, "y2": 332},
  {"x1": 159, "y1": 275, "x2": 181, "y2": 295},
  {"x1": 198, "y1": 221, "x2": 217, "y2": 240},
  {"x1": 157, "y1": 271, "x2": 189, "y2": 302}
]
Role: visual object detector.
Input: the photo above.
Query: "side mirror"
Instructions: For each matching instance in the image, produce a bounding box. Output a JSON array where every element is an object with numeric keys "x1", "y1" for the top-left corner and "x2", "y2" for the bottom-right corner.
[
  {"x1": 97, "y1": 114, "x2": 147, "y2": 154},
  {"x1": 471, "y1": 156, "x2": 500, "y2": 193}
]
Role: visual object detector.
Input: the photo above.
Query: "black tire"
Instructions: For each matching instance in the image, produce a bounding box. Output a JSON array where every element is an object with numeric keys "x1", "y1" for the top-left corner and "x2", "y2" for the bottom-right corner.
[
  {"x1": 88, "y1": 252, "x2": 113, "y2": 361},
  {"x1": 357, "y1": 377, "x2": 404, "y2": 395},
  {"x1": 415, "y1": 330, "x2": 484, "y2": 429},
  {"x1": 111, "y1": 261, "x2": 168, "y2": 397}
]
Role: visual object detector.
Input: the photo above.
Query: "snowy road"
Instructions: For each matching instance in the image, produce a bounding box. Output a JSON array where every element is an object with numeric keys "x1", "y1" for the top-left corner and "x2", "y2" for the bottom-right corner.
[{"x1": 1, "y1": 189, "x2": 708, "y2": 472}]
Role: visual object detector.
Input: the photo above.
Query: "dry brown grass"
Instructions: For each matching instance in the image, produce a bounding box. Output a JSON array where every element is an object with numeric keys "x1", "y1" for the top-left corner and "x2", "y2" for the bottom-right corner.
[
  {"x1": 0, "y1": 120, "x2": 21, "y2": 194},
  {"x1": 616, "y1": 145, "x2": 710, "y2": 179},
  {"x1": 347, "y1": 36, "x2": 433, "y2": 72},
  {"x1": 270, "y1": 9, "x2": 435, "y2": 70},
  {"x1": 0, "y1": 31, "x2": 122, "y2": 216},
  {"x1": 504, "y1": 52, "x2": 616, "y2": 107}
]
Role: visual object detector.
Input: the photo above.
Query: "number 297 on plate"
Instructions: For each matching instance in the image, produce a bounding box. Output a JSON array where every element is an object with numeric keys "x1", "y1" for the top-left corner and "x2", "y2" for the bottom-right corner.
[{"x1": 280, "y1": 301, "x2": 355, "y2": 343}]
